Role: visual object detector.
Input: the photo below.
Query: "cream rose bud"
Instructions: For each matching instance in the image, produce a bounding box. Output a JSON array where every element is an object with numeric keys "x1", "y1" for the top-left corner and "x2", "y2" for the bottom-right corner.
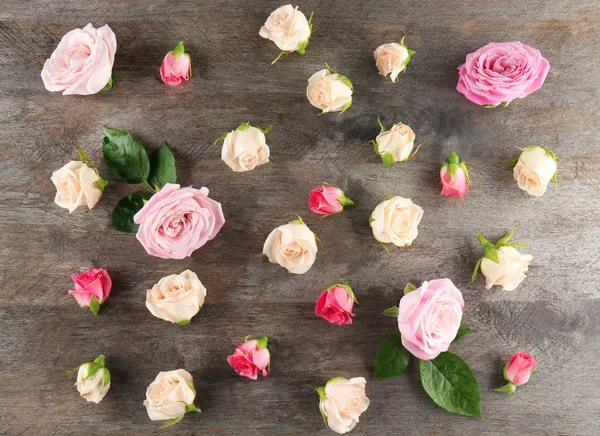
[
  {"x1": 373, "y1": 120, "x2": 419, "y2": 166},
  {"x1": 512, "y1": 146, "x2": 558, "y2": 197},
  {"x1": 370, "y1": 196, "x2": 423, "y2": 248},
  {"x1": 144, "y1": 369, "x2": 200, "y2": 424},
  {"x1": 259, "y1": 5, "x2": 312, "y2": 53},
  {"x1": 481, "y1": 246, "x2": 533, "y2": 291},
  {"x1": 219, "y1": 123, "x2": 271, "y2": 172},
  {"x1": 263, "y1": 218, "x2": 318, "y2": 274},
  {"x1": 317, "y1": 377, "x2": 370, "y2": 434},
  {"x1": 74, "y1": 355, "x2": 110, "y2": 404},
  {"x1": 307, "y1": 65, "x2": 353, "y2": 114},
  {"x1": 146, "y1": 270, "x2": 206, "y2": 325},
  {"x1": 374, "y1": 38, "x2": 415, "y2": 82},
  {"x1": 51, "y1": 160, "x2": 104, "y2": 213}
]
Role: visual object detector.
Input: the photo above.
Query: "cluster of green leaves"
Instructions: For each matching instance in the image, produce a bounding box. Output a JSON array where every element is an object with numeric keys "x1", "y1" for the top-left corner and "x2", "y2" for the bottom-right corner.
[{"x1": 67, "y1": 355, "x2": 111, "y2": 388}]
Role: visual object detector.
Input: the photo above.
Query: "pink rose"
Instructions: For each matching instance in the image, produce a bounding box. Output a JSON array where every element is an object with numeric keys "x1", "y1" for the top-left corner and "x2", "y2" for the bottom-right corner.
[
  {"x1": 398, "y1": 279, "x2": 464, "y2": 360},
  {"x1": 506, "y1": 352, "x2": 537, "y2": 385},
  {"x1": 315, "y1": 282, "x2": 357, "y2": 325},
  {"x1": 227, "y1": 337, "x2": 270, "y2": 380},
  {"x1": 41, "y1": 23, "x2": 116, "y2": 95},
  {"x1": 69, "y1": 268, "x2": 112, "y2": 315},
  {"x1": 134, "y1": 183, "x2": 225, "y2": 259},
  {"x1": 160, "y1": 41, "x2": 191, "y2": 86},
  {"x1": 457, "y1": 41, "x2": 550, "y2": 107},
  {"x1": 440, "y1": 152, "x2": 470, "y2": 197},
  {"x1": 308, "y1": 185, "x2": 354, "y2": 215}
]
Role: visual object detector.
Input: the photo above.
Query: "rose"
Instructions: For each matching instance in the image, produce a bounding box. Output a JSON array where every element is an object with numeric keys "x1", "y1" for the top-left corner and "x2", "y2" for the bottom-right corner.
[
  {"x1": 481, "y1": 246, "x2": 533, "y2": 291},
  {"x1": 51, "y1": 161, "x2": 103, "y2": 213},
  {"x1": 220, "y1": 124, "x2": 270, "y2": 172},
  {"x1": 370, "y1": 196, "x2": 423, "y2": 248},
  {"x1": 373, "y1": 38, "x2": 414, "y2": 82},
  {"x1": 308, "y1": 185, "x2": 354, "y2": 215},
  {"x1": 259, "y1": 5, "x2": 311, "y2": 52},
  {"x1": 306, "y1": 65, "x2": 353, "y2": 114},
  {"x1": 74, "y1": 355, "x2": 110, "y2": 403},
  {"x1": 146, "y1": 270, "x2": 206, "y2": 325},
  {"x1": 457, "y1": 41, "x2": 550, "y2": 107},
  {"x1": 497, "y1": 352, "x2": 537, "y2": 393},
  {"x1": 134, "y1": 183, "x2": 225, "y2": 259},
  {"x1": 373, "y1": 121, "x2": 418, "y2": 165},
  {"x1": 314, "y1": 282, "x2": 356, "y2": 325},
  {"x1": 41, "y1": 23, "x2": 116, "y2": 95},
  {"x1": 144, "y1": 369, "x2": 200, "y2": 423},
  {"x1": 512, "y1": 146, "x2": 558, "y2": 197},
  {"x1": 263, "y1": 218, "x2": 318, "y2": 274},
  {"x1": 227, "y1": 337, "x2": 270, "y2": 380},
  {"x1": 440, "y1": 152, "x2": 470, "y2": 197},
  {"x1": 68, "y1": 268, "x2": 112, "y2": 315},
  {"x1": 160, "y1": 41, "x2": 191, "y2": 86},
  {"x1": 316, "y1": 377, "x2": 370, "y2": 434},
  {"x1": 397, "y1": 279, "x2": 464, "y2": 360}
]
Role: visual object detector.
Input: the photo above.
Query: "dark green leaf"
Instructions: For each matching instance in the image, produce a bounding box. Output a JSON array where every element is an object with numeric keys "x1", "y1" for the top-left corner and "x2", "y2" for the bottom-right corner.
[
  {"x1": 453, "y1": 322, "x2": 471, "y2": 342},
  {"x1": 148, "y1": 144, "x2": 176, "y2": 189},
  {"x1": 111, "y1": 192, "x2": 152, "y2": 233},
  {"x1": 102, "y1": 127, "x2": 150, "y2": 184},
  {"x1": 380, "y1": 306, "x2": 399, "y2": 317},
  {"x1": 375, "y1": 332, "x2": 410, "y2": 379}
]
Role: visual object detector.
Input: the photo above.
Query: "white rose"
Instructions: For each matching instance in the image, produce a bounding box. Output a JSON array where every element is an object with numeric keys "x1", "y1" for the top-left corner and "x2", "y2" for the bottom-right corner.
[
  {"x1": 76, "y1": 358, "x2": 110, "y2": 404},
  {"x1": 375, "y1": 122, "x2": 416, "y2": 163},
  {"x1": 51, "y1": 161, "x2": 103, "y2": 213},
  {"x1": 144, "y1": 369, "x2": 199, "y2": 421},
  {"x1": 370, "y1": 196, "x2": 423, "y2": 247},
  {"x1": 263, "y1": 219, "x2": 317, "y2": 274},
  {"x1": 259, "y1": 4, "x2": 311, "y2": 52},
  {"x1": 307, "y1": 68, "x2": 353, "y2": 114},
  {"x1": 513, "y1": 146, "x2": 557, "y2": 197},
  {"x1": 480, "y1": 246, "x2": 533, "y2": 291},
  {"x1": 374, "y1": 43, "x2": 410, "y2": 82},
  {"x1": 221, "y1": 125, "x2": 270, "y2": 172},
  {"x1": 318, "y1": 377, "x2": 370, "y2": 434},
  {"x1": 146, "y1": 270, "x2": 206, "y2": 324}
]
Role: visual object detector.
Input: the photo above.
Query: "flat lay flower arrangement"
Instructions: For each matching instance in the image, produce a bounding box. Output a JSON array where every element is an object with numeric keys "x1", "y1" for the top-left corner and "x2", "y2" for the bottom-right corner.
[{"x1": 42, "y1": 3, "x2": 558, "y2": 433}]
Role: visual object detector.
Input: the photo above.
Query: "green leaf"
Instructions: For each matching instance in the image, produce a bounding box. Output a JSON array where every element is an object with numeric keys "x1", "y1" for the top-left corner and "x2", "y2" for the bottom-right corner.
[
  {"x1": 380, "y1": 306, "x2": 399, "y2": 317},
  {"x1": 419, "y1": 352, "x2": 482, "y2": 418},
  {"x1": 454, "y1": 322, "x2": 471, "y2": 342},
  {"x1": 375, "y1": 332, "x2": 410, "y2": 379},
  {"x1": 102, "y1": 368, "x2": 111, "y2": 387},
  {"x1": 159, "y1": 414, "x2": 185, "y2": 429},
  {"x1": 176, "y1": 319, "x2": 191, "y2": 326},
  {"x1": 404, "y1": 283, "x2": 417, "y2": 294},
  {"x1": 111, "y1": 192, "x2": 152, "y2": 233},
  {"x1": 495, "y1": 382, "x2": 516, "y2": 393},
  {"x1": 102, "y1": 127, "x2": 150, "y2": 184},
  {"x1": 148, "y1": 144, "x2": 176, "y2": 190},
  {"x1": 89, "y1": 295, "x2": 100, "y2": 315},
  {"x1": 381, "y1": 151, "x2": 396, "y2": 167}
]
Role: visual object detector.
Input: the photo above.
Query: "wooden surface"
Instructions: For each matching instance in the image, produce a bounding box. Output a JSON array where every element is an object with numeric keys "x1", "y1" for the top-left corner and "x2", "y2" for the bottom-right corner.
[{"x1": 1, "y1": 1, "x2": 599, "y2": 434}]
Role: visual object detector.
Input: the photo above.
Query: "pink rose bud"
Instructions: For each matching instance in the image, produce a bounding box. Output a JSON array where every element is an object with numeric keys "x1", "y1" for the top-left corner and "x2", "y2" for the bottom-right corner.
[
  {"x1": 440, "y1": 152, "x2": 470, "y2": 197},
  {"x1": 227, "y1": 336, "x2": 270, "y2": 380},
  {"x1": 160, "y1": 41, "x2": 191, "y2": 86},
  {"x1": 315, "y1": 282, "x2": 357, "y2": 325},
  {"x1": 497, "y1": 352, "x2": 537, "y2": 393},
  {"x1": 68, "y1": 268, "x2": 112, "y2": 315},
  {"x1": 308, "y1": 185, "x2": 354, "y2": 216}
]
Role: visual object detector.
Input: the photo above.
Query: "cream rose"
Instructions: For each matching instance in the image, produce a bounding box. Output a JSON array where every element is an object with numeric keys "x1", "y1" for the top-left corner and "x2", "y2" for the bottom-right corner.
[
  {"x1": 317, "y1": 377, "x2": 370, "y2": 434},
  {"x1": 221, "y1": 124, "x2": 270, "y2": 172},
  {"x1": 307, "y1": 66, "x2": 353, "y2": 114},
  {"x1": 370, "y1": 196, "x2": 423, "y2": 247},
  {"x1": 51, "y1": 160, "x2": 103, "y2": 213},
  {"x1": 144, "y1": 369, "x2": 200, "y2": 422},
  {"x1": 513, "y1": 146, "x2": 558, "y2": 197},
  {"x1": 374, "y1": 39, "x2": 414, "y2": 82},
  {"x1": 480, "y1": 246, "x2": 533, "y2": 291},
  {"x1": 259, "y1": 5, "x2": 311, "y2": 52},
  {"x1": 146, "y1": 270, "x2": 206, "y2": 325},
  {"x1": 75, "y1": 355, "x2": 110, "y2": 404},
  {"x1": 374, "y1": 121, "x2": 418, "y2": 165},
  {"x1": 263, "y1": 218, "x2": 318, "y2": 274}
]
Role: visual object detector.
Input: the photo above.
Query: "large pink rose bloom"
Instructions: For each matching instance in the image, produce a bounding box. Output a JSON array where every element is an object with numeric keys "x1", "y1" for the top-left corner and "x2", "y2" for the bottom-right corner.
[
  {"x1": 457, "y1": 41, "x2": 550, "y2": 107},
  {"x1": 41, "y1": 23, "x2": 116, "y2": 95},
  {"x1": 398, "y1": 279, "x2": 464, "y2": 360},
  {"x1": 134, "y1": 183, "x2": 225, "y2": 259}
]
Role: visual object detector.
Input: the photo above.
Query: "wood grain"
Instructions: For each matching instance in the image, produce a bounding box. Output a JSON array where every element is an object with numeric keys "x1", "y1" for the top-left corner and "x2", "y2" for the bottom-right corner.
[{"x1": 0, "y1": 0, "x2": 599, "y2": 434}]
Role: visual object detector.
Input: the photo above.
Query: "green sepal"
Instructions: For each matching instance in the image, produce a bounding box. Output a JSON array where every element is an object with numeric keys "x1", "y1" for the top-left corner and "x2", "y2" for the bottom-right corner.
[
  {"x1": 256, "y1": 336, "x2": 269, "y2": 350},
  {"x1": 496, "y1": 224, "x2": 519, "y2": 247},
  {"x1": 337, "y1": 194, "x2": 354, "y2": 207},
  {"x1": 543, "y1": 146, "x2": 559, "y2": 184},
  {"x1": 93, "y1": 355, "x2": 106, "y2": 367},
  {"x1": 102, "y1": 76, "x2": 113, "y2": 92},
  {"x1": 368, "y1": 214, "x2": 375, "y2": 224},
  {"x1": 338, "y1": 75, "x2": 353, "y2": 91},
  {"x1": 94, "y1": 178, "x2": 108, "y2": 192},
  {"x1": 471, "y1": 258, "x2": 482, "y2": 282},
  {"x1": 379, "y1": 240, "x2": 391, "y2": 255},
  {"x1": 459, "y1": 162, "x2": 471, "y2": 185},
  {"x1": 271, "y1": 51, "x2": 290, "y2": 65},
  {"x1": 502, "y1": 100, "x2": 512, "y2": 109},
  {"x1": 370, "y1": 139, "x2": 379, "y2": 156},
  {"x1": 77, "y1": 147, "x2": 108, "y2": 192},
  {"x1": 403, "y1": 282, "x2": 417, "y2": 294},
  {"x1": 257, "y1": 123, "x2": 274, "y2": 135},
  {"x1": 384, "y1": 194, "x2": 394, "y2": 201},
  {"x1": 339, "y1": 280, "x2": 358, "y2": 303},
  {"x1": 339, "y1": 99, "x2": 352, "y2": 115},
  {"x1": 380, "y1": 306, "x2": 399, "y2": 317},
  {"x1": 213, "y1": 131, "x2": 229, "y2": 146},
  {"x1": 495, "y1": 382, "x2": 517, "y2": 393},
  {"x1": 399, "y1": 37, "x2": 415, "y2": 72},
  {"x1": 176, "y1": 319, "x2": 191, "y2": 326},
  {"x1": 186, "y1": 403, "x2": 201, "y2": 413},
  {"x1": 159, "y1": 414, "x2": 185, "y2": 429},
  {"x1": 377, "y1": 116, "x2": 386, "y2": 133},
  {"x1": 504, "y1": 155, "x2": 520, "y2": 167},
  {"x1": 102, "y1": 367, "x2": 111, "y2": 387},
  {"x1": 483, "y1": 104, "x2": 498, "y2": 109},
  {"x1": 454, "y1": 322, "x2": 471, "y2": 342},
  {"x1": 89, "y1": 295, "x2": 101, "y2": 315},
  {"x1": 381, "y1": 151, "x2": 396, "y2": 167},
  {"x1": 290, "y1": 215, "x2": 306, "y2": 226},
  {"x1": 400, "y1": 143, "x2": 422, "y2": 162},
  {"x1": 447, "y1": 163, "x2": 459, "y2": 181},
  {"x1": 236, "y1": 122, "x2": 251, "y2": 131},
  {"x1": 315, "y1": 385, "x2": 326, "y2": 400},
  {"x1": 295, "y1": 39, "x2": 309, "y2": 55},
  {"x1": 172, "y1": 41, "x2": 185, "y2": 60}
]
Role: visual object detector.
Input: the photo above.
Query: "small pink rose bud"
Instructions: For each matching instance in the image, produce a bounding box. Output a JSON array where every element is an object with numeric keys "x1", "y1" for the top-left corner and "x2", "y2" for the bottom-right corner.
[
  {"x1": 440, "y1": 152, "x2": 470, "y2": 197},
  {"x1": 68, "y1": 268, "x2": 112, "y2": 315},
  {"x1": 308, "y1": 185, "x2": 354, "y2": 216},
  {"x1": 315, "y1": 282, "x2": 357, "y2": 325},
  {"x1": 227, "y1": 336, "x2": 270, "y2": 380},
  {"x1": 160, "y1": 41, "x2": 191, "y2": 86},
  {"x1": 496, "y1": 352, "x2": 537, "y2": 393}
]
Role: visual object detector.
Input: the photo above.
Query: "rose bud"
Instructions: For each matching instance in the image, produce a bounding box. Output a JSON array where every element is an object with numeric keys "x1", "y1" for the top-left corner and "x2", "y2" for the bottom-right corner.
[
  {"x1": 68, "y1": 268, "x2": 112, "y2": 315},
  {"x1": 370, "y1": 118, "x2": 420, "y2": 166},
  {"x1": 374, "y1": 37, "x2": 415, "y2": 82},
  {"x1": 316, "y1": 377, "x2": 370, "y2": 434},
  {"x1": 160, "y1": 41, "x2": 191, "y2": 86},
  {"x1": 370, "y1": 195, "x2": 423, "y2": 249},
  {"x1": 71, "y1": 355, "x2": 111, "y2": 403},
  {"x1": 146, "y1": 270, "x2": 206, "y2": 325},
  {"x1": 227, "y1": 336, "x2": 270, "y2": 380},
  {"x1": 473, "y1": 226, "x2": 533, "y2": 291},
  {"x1": 509, "y1": 146, "x2": 558, "y2": 197},
  {"x1": 496, "y1": 352, "x2": 537, "y2": 393},
  {"x1": 215, "y1": 122, "x2": 271, "y2": 172},
  {"x1": 315, "y1": 282, "x2": 357, "y2": 325},
  {"x1": 307, "y1": 63, "x2": 353, "y2": 114},
  {"x1": 259, "y1": 5, "x2": 314, "y2": 64},
  {"x1": 308, "y1": 185, "x2": 354, "y2": 216},
  {"x1": 144, "y1": 369, "x2": 200, "y2": 427},
  {"x1": 263, "y1": 217, "x2": 318, "y2": 274},
  {"x1": 440, "y1": 152, "x2": 470, "y2": 197}
]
